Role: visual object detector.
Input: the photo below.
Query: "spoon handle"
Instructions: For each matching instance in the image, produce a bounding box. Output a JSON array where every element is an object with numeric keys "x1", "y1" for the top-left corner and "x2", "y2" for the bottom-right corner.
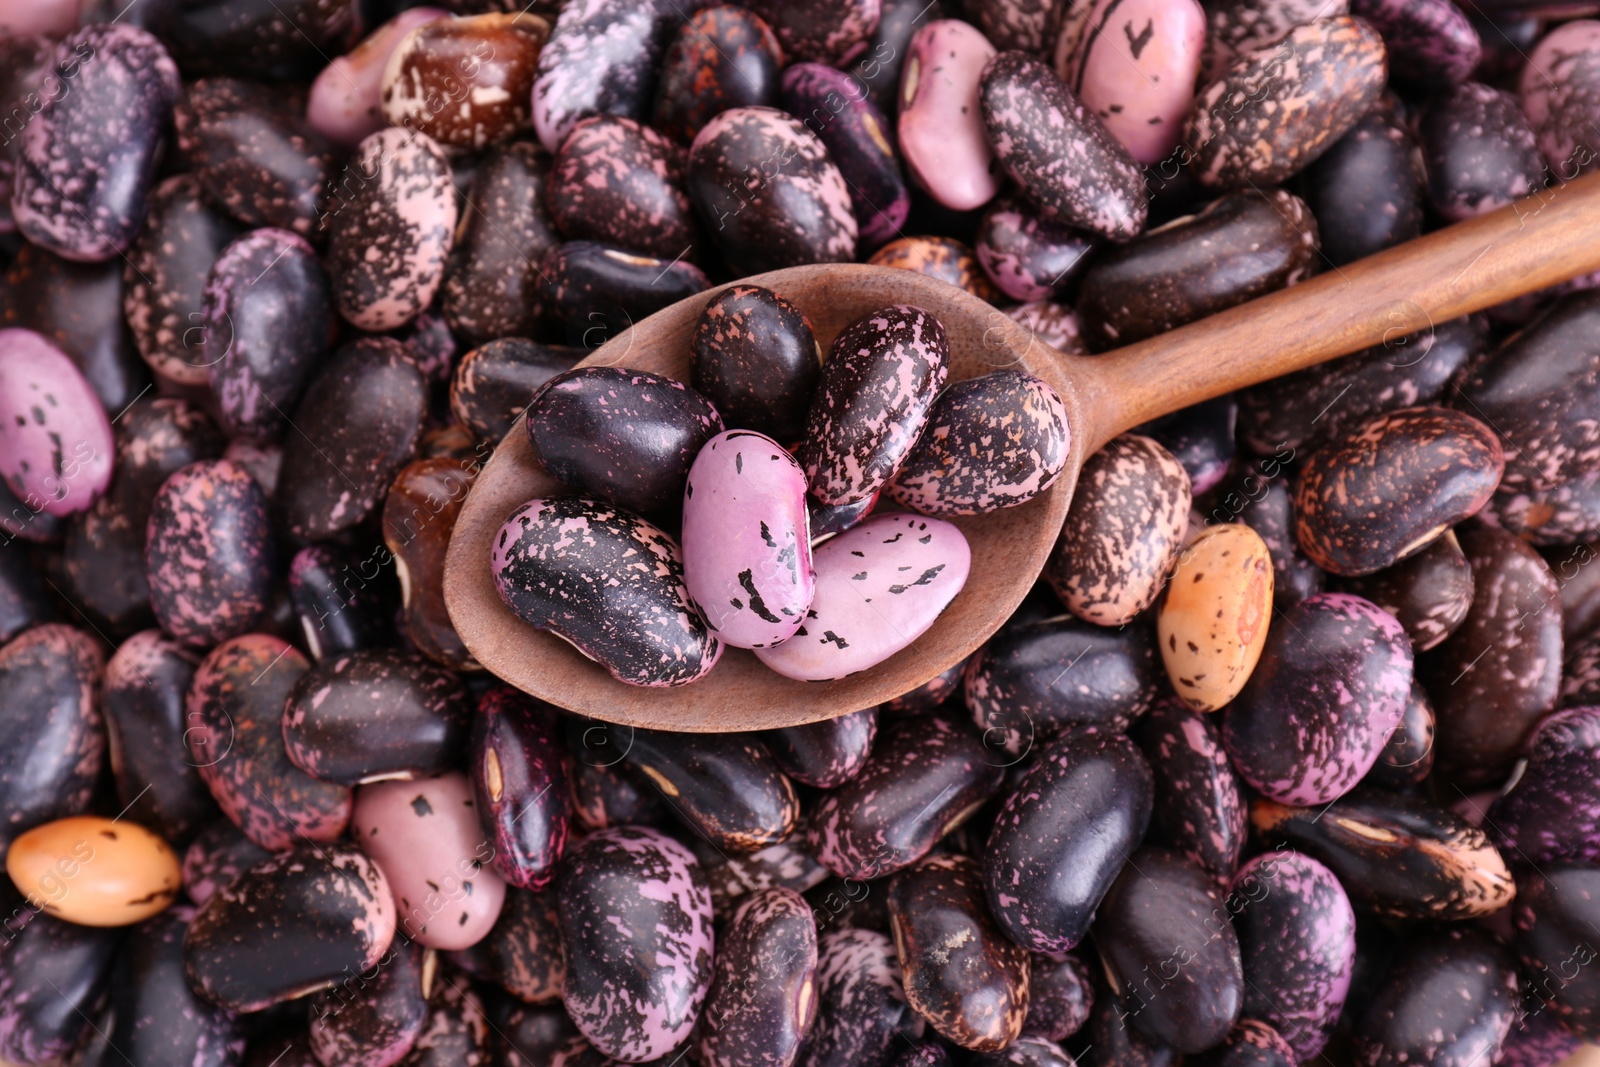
[{"x1": 1073, "y1": 169, "x2": 1600, "y2": 451}]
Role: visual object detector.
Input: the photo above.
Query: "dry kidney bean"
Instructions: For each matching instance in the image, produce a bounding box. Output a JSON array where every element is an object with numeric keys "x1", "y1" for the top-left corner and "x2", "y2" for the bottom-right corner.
[
  {"x1": 654, "y1": 6, "x2": 783, "y2": 145},
  {"x1": 1337, "y1": 527, "x2": 1476, "y2": 650},
  {"x1": 111, "y1": 907, "x2": 247, "y2": 1065},
  {"x1": 307, "y1": 936, "x2": 428, "y2": 1067},
  {"x1": 697, "y1": 886, "x2": 819, "y2": 1067},
  {"x1": 1351, "y1": 929, "x2": 1520, "y2": 1067},
  {"x1": 0, "y1": 913, "x2": 119, "y2": 1064},
  {"x1": 802, "y1": 927, "x2": 925, "y2": 1067},
  {"x1": 869, "y1": 236, "x2": 1001, "y2": 302},
  {"x1": 1302, "y1": 103, "x2": 1427, "y2": 267},
  {"x1": 452, "y1": 883, "x2": 565, "y2": 1005},
  {"x1": 1134, "y1": 697, "x2": 1247, "y2": 886}
]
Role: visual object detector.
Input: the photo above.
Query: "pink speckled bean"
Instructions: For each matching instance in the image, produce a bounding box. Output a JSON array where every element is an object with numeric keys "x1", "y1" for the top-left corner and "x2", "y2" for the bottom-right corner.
[
  {"x1": 898, "y1": 21, "x2": 999, "y2": 212},
  {"x1": 0, "y1": 328, "x2": 113, "y2": 517}
]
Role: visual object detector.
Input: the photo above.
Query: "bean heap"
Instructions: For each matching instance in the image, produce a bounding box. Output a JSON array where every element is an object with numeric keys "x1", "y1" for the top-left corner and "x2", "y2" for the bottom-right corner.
[{"x1": 0, "y1": 1, "x2": 1599, "y2": 1066}]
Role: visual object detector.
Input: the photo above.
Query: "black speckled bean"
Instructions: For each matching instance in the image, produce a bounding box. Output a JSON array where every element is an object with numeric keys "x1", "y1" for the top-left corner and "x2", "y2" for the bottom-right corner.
[
  {"x1": 1076, "y1": 189, "x2": 1320, "y2": 351},
  {"x1": 1486, "y1": 706, "x2": 1600, "y2": 864},
  {"x1": 1351, "y1": 928, "x2": 1519, "y2": 1067},
  {"x1": 526, "y1": 366, "x2": 723, "y2": 515},
  {"x1": 889, "y1": 370, "x2": 1070, "y2": 516},
  {"x1": 146, "y1": 0, "x2": 360, "y2": 81},
  {"x1": 1338, "y1": 528, "x2": 1475, "y2": 650},
  {"x1": 451, "y1": 338, "x2": 584, "y2": 445},
  {"x1": 880, "y1": 658, "x2": 966, "y2": 716},
  {"x1": 283, "y1": 649, "x2": 471, "y2": 787},
  {"x1": 542, "y1": 240, "x2": 712, "y2": 350},
  {"x1": 548, "y1": 115, "x2": 697, "y2": 260},
  {"x1": 763, "y1": 708, "x2": 878, "y2": 789},
  {"x1": 985, "y1": 730, "x2": 1153, "y2": 953},
  {"x1": 184, "y1": 844, "x2": 395, "y2": 1013},
  {"x1": 123, "y1": 175, "x2": 240, "y2": 390},
  {"x1": 11, "y1": 24, "x2": 178, "y2": 262},
  {"x1": 1421, "y1": 81, "x2": 1544, "y2": 221},
  {"x1": 174, "y1": 77, "x2": 336, "y2": 237},
  {"x1": 181, "y1": 820, "x2": 270, "y2": 908},
  {"x1": 0, "y1": 624, "x2": 105, "y2": 852},
  {"x1": 1251, "y1": 791, "x2": 1514, "y2": 919},
  {"x1": 686, "y1": 106, "x2": 858, "y2": 274},
  {"x1": 1294, "y1": 406, "x2": 1504, "y2": 576},
  {"x1": 398, "y1": 974, "x2": 492, "y2": 1067},
  {"x1": 1188, "y1": 1021, "x2": 1298, "y2": 1067},
  {"x1": 110, "y1": 907, "x2": 247, "y2": 1067},
  {"x1": 453, "y1": 885, "x2": 565, "y2": 1005},
  {"x1": 307, "y1": 937, "x2": 428, "y2": 1067},
  {"x1": 890, "y1": 853, "x2": 1030, "y2": 1051},
  {"x1": 530, "y1": 0, "x2": 682, "y2": 152},
  {"x1": 0, "y1": 913, "x2": 120, "y2": 1066},
  {"x1": 556, "y1": 826, "x2": 714, "y2": 1063},
  {"x1": 500, "y1": 1003, "x2": 579, "y2": 1066},
  {"x1": 1512, "y1": 864, "x2": 1600, "y2": 1040},
  {"x1": 975, "y1": 197, "x2": 1096, "y2": 303},
  {"x1": 1419, "y1": 524, "x2": 1562, "y2": 786},
  {"x1": 1349, "y1": 0, "x2": 1481, "y2": 87},
  {"x1": 798, "y1": 305, "x2": 949, "y2": 507},
  {"x1": 287, "y1": 544, "x2": 400, "y2": 663},
  {"x1": 1360, "y1": 678, "x2": 1438, "y2": 788},
  {"x1": 1302, "y1": 102, "x2": 1426, "y2": 267},
  {"x1": 1084, "y1": 988, "x2": 1180, "y2": 1067},
  {"x1": 1229, "y1": 852, "x2": 1356, "y2": 1059},
  {"x1": 440, "y1": 142, "x2": 558, "y2": 350},
  {"x1": 1183, "y1": 17, "x2": 1386, "y2": 190},
  {"x1": 653, "y1": 5, "x2": 783, "y2": 145},
  {"x1": 471, "y1": 688, "x2": 571, "y2": 891},
  {"x1": 799, "y1": 927, "x2": 925, "y2": 1067},
  {"x1": 980, "y1": 51, "x2": 1147, "y2": 240},
  {"x1": 1139, "y1": 395, "x2": 1237, "y2": 496},
  {"x1": 203, "y1": 227, "x2": 336, "y2": 438},
  {"x1": 697, "y1": 886, "x2": 819, "y2": 1067},
  {"x1": 1240, "y1": 314, "x2": 1488, "y2": 456},
  {"x1": 277, "y1": 337, "x2": 429, "y2": 541},
  {"x1": 691, "y1": 285, "x2": 821, "y2": 445},
  {"x1": 103, "y1": 630, "x2": 211, "y2": 844},
  {"x1": 1134, "y1": 698, "x2": 1247, "y2": 886},
  {"x1": 1023, "y1": 953, "x2": 1093, "y2": 1042},
  {"x1": 492, "y1": 496, "x2": 723, "y2": 687},
  {"x1": 807, "y1": 714, "x2": 1004, "y2": 881}
]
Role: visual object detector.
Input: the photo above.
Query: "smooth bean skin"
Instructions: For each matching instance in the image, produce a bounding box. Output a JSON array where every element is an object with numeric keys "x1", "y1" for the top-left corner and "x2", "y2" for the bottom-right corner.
[
  {"x1": 470, "y1": 688, "x2": 571, "y2": 891},
  {"x1": 1486, "y1": 706, "x2": 1600, "y2": 865},
  {"x1": 984, "y1": 730, "x2": 1154, "y2": 953},
  {"x1": 696, "y1": 887, "x2": 819, "y2": 1067},
  {"x1": 103, "y1": 631, "x2": 211, "y2": 844},
  {"x1": 800, "y1": 927, "x2": 924, "y2": 1067},
  {"x1": 1512, "y1": 865, "x2": 1600, "y2": 1040},
  {"x1": 1337, "y1": 528, "x2": 1475, "y2": 651},
  {"x1": 109, "y1": 907, "x2": 247, "y2": 1067},
  {"x1": 1351, "y1": 929, "x2": 1519, "y2": 1067},
  {"x1": 763, "y1": 709, "x2": 877, "y2": 789},
  {"x1": 0, "y1": 914, "x2": 120, "y2": 1066},
  {"x1": 1134, "y1": 698, "x2": 1247, "y2": 886}
]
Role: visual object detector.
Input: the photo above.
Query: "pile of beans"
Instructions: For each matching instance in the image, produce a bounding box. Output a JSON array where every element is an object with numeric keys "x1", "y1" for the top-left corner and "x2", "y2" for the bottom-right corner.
[{"x1": 0, "y1": 0, "x2": 1598, "y2": 1066}]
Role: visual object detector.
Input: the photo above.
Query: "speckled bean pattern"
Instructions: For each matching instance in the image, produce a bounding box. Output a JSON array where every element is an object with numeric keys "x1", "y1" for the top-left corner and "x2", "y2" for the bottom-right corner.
[
  {"x1": 696, "y1": 887, "x2": 819, "y2": 1067},
  {"x1": 754, "y1": 513, "x2": 971, "y2": 681},
  {"x1": 11, "y1": 24, "x2": 178, "y2": 262},
  {"x1": 653, "y1": 6, "x2": 783, "y2": 145},
  {"x1": 781, "y1": 62, "x2": 910, "y2": 247},
  {"x1": 682, "y1": 430, "x2": 815, "y2": 649},
  {"x1": 1201, "y1": 0, "x2": 1350, "y2": 80},
  {"x1": 109, "y1": 907, "x2": 247, "y2": 1067},
  {"x1": 690, "y1": 285, "x2": 821, "y2": 444},
  {"x1": 0, "y1": 625, "x2": 105, "y2": 852},
  {"x1": 103, "y1": 630, "x2": 211, "y2": 844},
  {"x1": 1006, "y1": 301, "x2": 1087, "y2": 355},
  {"x1": 764, "y1": 708, "x2": 878, "y2": 789},
  {"x1": 799, "y1": 305, "x2": 949, "y2": 506},
  {"x1": 966, "y1": 616, "x2": 1162, "y2": 755},
  {"x1": 1421, "y1": 81, "x2": 1544, "y2": 221},
  {"x1": 181, "y1": 820, "x2": 269, "y2": 908},
  {"x1": 469, "y1": 884, "x2": 567, "y2": 1005},
  {"x1": 1419, "y1": 524, "x2": 1562, "y2": 786},
  {"x1": 889, "y1": 853, "x2": 1030, "y2": 1051},
  {"x1": 984, "y1": 730, "x2": 1154, "y2": 953},
  {"x1": 1022, "y1": 953, "x2": 1093, "y2": 1042},
  {"x1": 145, "y1": 459, "x2": 274, "y2": 647},
  {"x1": 1157, "y1": 523, "x2": 1275, "y2": 712},
  {"x1": 868, "y1": 237, "x2": 1001, "y2": 302},
  {"x1": 283, "y1": 648, "x2": 471, "y2": 787},
  {"x1": 1511, "y1": 865, "x2": 1600, "y2": 1041},
  {"x1": 183, "y1": 845, "x2": 396, "y2": 1013},
  {"x1": 981, "y1": 0, "x2": 1060, "y2": 51},
  {"x1": 1048, "y1": 434, "x2": 1191, "y2": 625},
  {"x1": 687, "y1": 106, "x2": 858, "y2": 275},
  {"x1": 0, "y1": 328, "x2": 114, "y2": 518},
  {"x1": 380, "y1": 14, "x2": 546, "y2": 149},
  {"x1": 1352, "y1": 929, "x2": 1519, "y2": 1067},
  {"x1": 470, "y1": 688, "x2": 570, "y2": 891},
  {"x1": 186, "y1": 635, "x2": 353, "y2": 852},
  {"x1": 747, "y1": 0, "x2": 880, "y2": 65},
  {"x1": 980, "y1": 50, "x2": 1147, "y2": 240},
  {"x1": 1252, "y1": 792, "x2": 1515, "y2": 919},
  {"x1": 612, "y1": 726, "x2": 800, "y2": 851},
  {"x1": 548, "y1": 115, "x2": 697, "y2": 260},
  {"x1": 1338, "y1": 528, "x2": 1475, "y2": 650},
  {"x1": 1133, "y1": 698, "x2": 1247, "y2": 886},
  {"x1": 1520, "y1": 20, "x2": 1600, "y2": 177},
  {"x1": 1486, "y1": 706, "x2": 1600, "y2": 865},
  {"x1": 1184, "y1": 17, "x2": 1387, "y2": 190},
  {"x1": 277, "y1": 337, "x2": 429, "y2": 541},
  {"x1": 122, "y1": 175, "x2": 239, "y2": 388},
  {"x1": 405, "y1": 976, "x2": 493, "y2": 1066},
  {"x1": 173, "y1": 76, "x2": 336, "y2": 238},
  {"x1": 889, "y1": 370, "x2": 1069, "y2": 516},
  {"x1": 1222, "y1": 593, "x2": 1413, "y2": 806},
  {"x1": 327, "y1": 127, "x2": 458, "y2": 332},
  {"x1": 557, "y1": 826, "x2": 715, "y2": 1063},
  {"x1": 1303, "y1": 104, "x2": 1427, "y2": 267},
  {"x1": 1230, "y1": 852, "x2": 1356, "y2": 1059},
  {"x1": 531, "y1": 0, "x2": 681, "y2": 152},
  {"x1": 800, "y1": 927, "x2": 924, "y2": 1067},
  {"x1": 1052, "y1": 0, "x2": 1207, "y2": 164},
  {"x1": 308, "y1": 8, "x2": 450, "y2": 148},
  {"x1": 1363, "y1": 678, "x2": 1438, "y2": 787},
  {"x1": 975, "y1": 200, "x2": 1096, "y2": 302},
  {"x1": 542, "y1": 240, "x2": 712, "y2": 349},
  {"x1": 307, "y1": 937, "x2": 428, "y2": 1067},
  {"x1": 0, "y1": 913, "x2": 119, "y2": 1065},
  {"x1": 203, "y1": 228, "x2": 334, "y2": 438},
  {"x1": 492, "y1": 496, "x2": 723, "y2": 687},
  {"x1": 807, "y1": 714, "x2": 1004, "y2": 881},
  {"x1": 1349, "y1": 0, "x2": 1480, "y2": 85}
]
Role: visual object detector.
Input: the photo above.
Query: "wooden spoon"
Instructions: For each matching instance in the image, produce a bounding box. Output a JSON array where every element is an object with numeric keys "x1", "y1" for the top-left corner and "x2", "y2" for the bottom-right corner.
[{"x1": 445, "y1": 171, "x2": 1600, "y2": 732}]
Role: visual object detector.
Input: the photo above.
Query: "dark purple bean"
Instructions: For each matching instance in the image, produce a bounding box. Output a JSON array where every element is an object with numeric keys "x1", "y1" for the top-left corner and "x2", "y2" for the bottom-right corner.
[
  {"x1": 653, "y1": 5, "x2": 783, "y2": 145},
  {"x1": 0, "y1": 546, "x2": 50, "y2": 644},
  {"x1": 470, "y1": 688, "x2": 571, "y2": 890},
  {"x1": 307, "y1": 937, "x2": 428, "y2": 1067},
  {"x1": 283, "y1": 649, "x2": 472, "y2": 787},
  {"x1": 1486, "y1": 706, "x2": 1600, "y2": 864},
  {"x1": 743, "y1": 0, "x2": 880, "y2": 65},
  {"x1": 103, "y1": 631, "x2": 212, "y2": 844},
  {"x1": 697, "y1": 887, "x2": 819, "y2": 1067},
  {"x1": 799, "y1": 927, "x2": 925, "y2": 1067},
  {"x1": 146, "y1": 0, "x2": 360, "y2": 81},
  {"x1": 1023, "y1": 953, "x2": 1093, "y2": 1041},
  {"x1": 763, "y1": 708, "x2": 878, "y2": 789},
  {"x1": 984, "y1": 730, "x2": 1153, "y2": 953},
  {"x1": 1337, "y1": 528, "x2": 1476, "y2": 650},
  {"x1": 1302, "y1": 103, "x2": 1427, "y2": 267},
  {"x1": 548, "y1": 115, "x2": 697, "y2": 260},
  {"x1": 110, "y1": 907, "x2": 247, "y2": 1067},
  {"x1": 531, "y1": 0, "x2": 683, "y2": 152},
  {"x1": 541, "y1": 240, "x2": 711, "y2": 350},
  {"x1": 1360, "y1": 679, "x2": 1438, "y2": 788},
  {"x1": 1351, "y1": 928, "x2": 1519, "y2": 1067},
  {"x1": 880, "y1": 658, "x2": 966, "y2": 715},
  {"x1": 974, "y1": 197, "x2": 1096, "y2": 303},
  {"x1": 1187, "y1": 1021, "x2": 1297, "y2": 1067},
  {"x1": 182, "y1": 820, "x2": 270, "y2": 908},
  {"x1": 1512, "y1": 864, "x2": 1600, "y2": 1040},
  {"x1": 1134, "y1": 698, "x2": 1247, "y2": 886},
  {"x1": 1350, "y1": 0, "x2": 1481, "y2": 87},
  {"x1": 451, "y1": 338, "x2": 584, "y2": 444},
  {"x1": 453, "y1": 886, "x2": 565, "y2": 1005},
  {"x1": 1421, "y1": 81, "x2": 1544, "y2": 221},
  {"x1": 0, "y1": 914, "x2": 120, "y2": 1065},
  {"x1": 287, "y1": 544, "x2": 400, "y2": 663},
  {"x1": 690, "y1": 285, "x2": 821, "y2": 445},
  {"x1": 1138, "y1": 396, "x2": 1237, "y2": 496},
  {"x1": 1083, "y1": 991, "x2": 1179, "y2": 1067},
  {"x1": 569, "y1": 748, "x2": 666, "y2": 832}
]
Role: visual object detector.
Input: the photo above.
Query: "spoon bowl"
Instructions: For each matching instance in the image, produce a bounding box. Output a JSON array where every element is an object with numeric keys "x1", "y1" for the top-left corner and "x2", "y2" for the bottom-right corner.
[{"x1": 445, "y1": 172, "x2": 1600, "y2": 732}]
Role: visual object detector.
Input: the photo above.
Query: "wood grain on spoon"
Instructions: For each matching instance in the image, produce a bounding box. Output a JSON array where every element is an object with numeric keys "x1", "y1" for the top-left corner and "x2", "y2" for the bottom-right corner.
[{"x1": 445, "y1": 170, "x2": 1600, "y2": 732}]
